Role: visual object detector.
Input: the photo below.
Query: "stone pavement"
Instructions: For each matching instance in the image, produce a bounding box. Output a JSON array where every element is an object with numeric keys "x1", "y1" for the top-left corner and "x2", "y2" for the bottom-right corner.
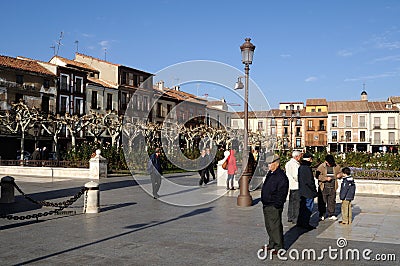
[{"x1": 0, "y1": 172, "x2": 399, "y2": 265}]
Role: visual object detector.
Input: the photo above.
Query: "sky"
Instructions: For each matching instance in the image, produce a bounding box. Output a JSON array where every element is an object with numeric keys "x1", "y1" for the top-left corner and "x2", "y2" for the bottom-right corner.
[{"x1": 1, "y1": 0, "x2": 400, "y2": 109}]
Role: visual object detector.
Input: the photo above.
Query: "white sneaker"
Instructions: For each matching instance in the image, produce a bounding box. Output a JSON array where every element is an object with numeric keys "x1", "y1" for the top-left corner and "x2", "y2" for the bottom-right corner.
[
  {"x1": 328, "y1": 216, "x2": 338, "y2": 221},
  {"x1": 319, "y1": 216, "x2": 325, "y2": 221}
]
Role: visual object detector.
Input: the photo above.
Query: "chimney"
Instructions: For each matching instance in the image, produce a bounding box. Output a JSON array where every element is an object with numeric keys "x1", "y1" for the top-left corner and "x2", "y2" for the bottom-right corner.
[{"x1": 157, "y1": 80, "x2": 164, "y2": 91}]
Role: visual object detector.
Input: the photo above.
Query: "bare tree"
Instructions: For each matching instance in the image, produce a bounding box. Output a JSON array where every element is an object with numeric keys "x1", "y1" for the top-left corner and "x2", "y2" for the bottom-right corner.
[
  {"x1": 103, "y1": 111, "x2": 123, "y2": 148},
  {"x1": 60, "y1": 113, "x2": 90, "y2": 150},
  {"x1": 40, "y1": 113, "x2": 64, "y2": 159},
  {"x1": 0, "y1": 101, "x2": 39, "y2": 160}
]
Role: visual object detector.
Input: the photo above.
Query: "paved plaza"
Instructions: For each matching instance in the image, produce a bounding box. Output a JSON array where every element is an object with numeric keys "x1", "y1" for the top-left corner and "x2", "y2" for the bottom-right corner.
[{"x1": 1, "y1": 172, "x2": 399, "y2": 265}]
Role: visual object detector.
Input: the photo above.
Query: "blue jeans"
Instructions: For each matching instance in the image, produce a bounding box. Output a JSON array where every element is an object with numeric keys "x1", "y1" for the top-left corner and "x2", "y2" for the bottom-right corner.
[
  {"x1": 297, "y1": 197, "x2": 314, "y2": 227},
  {"x1": 227, "y1": 174, "x2": 234, "y2": 189}
]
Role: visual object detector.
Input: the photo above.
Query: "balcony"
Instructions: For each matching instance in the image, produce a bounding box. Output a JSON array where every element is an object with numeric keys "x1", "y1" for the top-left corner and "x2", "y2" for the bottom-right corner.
[
  {"x1": 307, "y1": 126, "x2": 314, "y2": 131},
  {"x1": 270, "y1": 121, "x2": 277, "y2": 126},
  {"x1": 359, "y1": 123, "x2": 366, "y2": 128},
  {"x1": 373, "y1": 140, "x2": 381, "y2": 145},
  {"x1": 319, "y1": 125, "x2": 325, "y2": 131},
  {"x1": 373, "y1": 125, "x2": 381, "y2": 129},
  {"x1": 388, "y1": 124, "x2": 396, "y2": 129}
]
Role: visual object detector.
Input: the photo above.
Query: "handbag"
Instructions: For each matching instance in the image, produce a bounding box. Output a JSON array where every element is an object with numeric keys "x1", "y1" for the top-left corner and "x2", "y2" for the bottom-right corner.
[{"x1": 222, "y1": 157, "x2": 229, "y2": 170}]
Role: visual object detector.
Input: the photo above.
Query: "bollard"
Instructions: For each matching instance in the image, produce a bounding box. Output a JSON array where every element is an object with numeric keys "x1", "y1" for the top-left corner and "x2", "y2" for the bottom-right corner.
[
  {"x1": 84, "y1": 181, "x2": 100, "y2": 213},
  {"x1": 0, "y1": 176, "x2": 15, "y2": 203}
]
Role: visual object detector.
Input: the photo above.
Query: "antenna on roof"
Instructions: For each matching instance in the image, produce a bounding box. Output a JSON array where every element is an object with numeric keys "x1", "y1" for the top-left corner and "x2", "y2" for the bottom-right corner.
[
  {"x1": 50, "y1": 45, "x2": 56, "y2": 55},
  {"x1": 55, "y1": 31, "x2": 64, "y2": 56},
  {"x1": 74, "y1": 40, "x2": 79, "y2": 53},
  {"x1": 103, "y1": 47, "x2": 107, "y2": 61}
]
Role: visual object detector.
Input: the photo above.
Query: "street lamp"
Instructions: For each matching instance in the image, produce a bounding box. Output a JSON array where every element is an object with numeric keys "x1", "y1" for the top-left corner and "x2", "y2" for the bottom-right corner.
[{"x1": 237, "y1": 37, "x2": 255, "y2": 207}]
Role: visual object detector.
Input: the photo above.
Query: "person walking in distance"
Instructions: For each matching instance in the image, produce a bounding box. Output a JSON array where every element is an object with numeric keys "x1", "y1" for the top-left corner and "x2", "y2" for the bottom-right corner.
[
  {"x1": 285, "y1": 150, "x2": 302, "y2": 224},
  {"x1": 226, "y1": 149, "x2": 237, "y2": 190},
  {"x1": 147, "y1": 148, "x2": 163, "y2": 199},
  {"x1": 316, "y1": 154, "x2": 342, "y2": 221},
  {"x1": 297, "y1": 153, "x2": 318, "y2": 230},
  {"x1": 261, "y1": 154, "x2": 289, "y2": 253},
  {"x1": 205, "y1": 147, "x2": 216, "y2": 181},
  {"x1": 198, "y1": 149, "x2": 208, "y2": 186}
]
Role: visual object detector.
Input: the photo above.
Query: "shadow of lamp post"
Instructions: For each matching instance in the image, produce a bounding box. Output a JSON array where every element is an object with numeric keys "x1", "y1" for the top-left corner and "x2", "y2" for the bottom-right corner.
[{"x1": 235, "y1": 38, "x2": 255, "y2": 207}]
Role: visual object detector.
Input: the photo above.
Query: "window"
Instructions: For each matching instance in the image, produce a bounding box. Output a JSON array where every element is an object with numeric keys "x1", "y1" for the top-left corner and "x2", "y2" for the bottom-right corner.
[
  {"x1": 332, "y1": 131, "x2": 338, "y2": 142},
  {"x1": 15, "y1": 93, "x2": 23, "y2": 103},
  {"x1": 345, "y1": 116, "x2": 351, "y2": 127},
  {"x1": 374, "y1": 117, "x2": 381, "y2": 129},
  {"x1": 75, "y1": 77, "x2": 83, "y2": 93},
  {"x1": 388, "y1": 117, "x2": 395, "y2": 129},
  {"x1": 134, "y1": 95, "x2": 138, "y2": 110},
  {"x1": 41, "y1": 95, "x2": 49, "y2": 113},
  {"x1": 374, "y1": 132, "x2": 381, "y2": 144},
  {"x1": 60, "y1": 95, "x2": 69, "y2": 113},
  {"x1": 271, "y1": 127, "x2": 276, "y2": 136},
  {"x1": 75, "y1": 98, "x2": 83, "y2": 115},
  {"x1": 317, "y1": 108, "x2": 322, "y2": 112},
  {"x1": 258, "y1": 121, "x2": 263, "y2": 131},
  {"x1": 283, "y1": 118, "x2": 289, "y2": 126},
  {"x1": 167, "y1": 104, "x2": 172, "y2": 115},
  {"x1": 106, "y1": 94, "x2": 113, "y2": 110},
  {"x1": 43, "y1": 80, "x2": 50, "y2": 89},
  {"x1": 319, "y1": 120, "x2": 325, "y2": 131},
  {"x1": 311, "y1": 108, "x2": 315, "y2": 112},
  {"x1": 60, "y1": 74, "x2": 69, "y2": 91},
  {"x1": 128, "y1": 73, "x2": 134, "y2": 86},
  {"x1": 331, "y1": 116, "x2": 338, "y2": 127},
  {"x1": 359, "y1": 116, "x2": 366, "y2": 128},
  {"x1": 91, "y1": 91, "x2": 98, "y2": 109},
  {"x1": 360, "y1": 131, "x2": 366, "y2": 142},
  {"x1": 143, "y1": 96, "x2": 149, "y2": 111},
  {"x1": 389, "y1": 132, "x2": 395, "y2": 144},
  {"x1": 157, "y1": 102, "x2": 163, "y2": 117},
  {"x1": 296, "y1": 138, "x2": 301, "y2": 148},
  {"x1": 345, "y1": 131, "x2": 351, "y2": 142},
  {"x1": 270, "y1": 118, "x2": 276, "y2": 126},
  {"x1": 121, "y1": 92, "x2": 127, "y2": 110},
  {"x1": 16, "y1": 75, "x2": 23, "y2": 85},
  {"x1": 308, "y1": 120, "x2": 313, "y2": 130},
  {"x1": 206, "y1": 113, "x2": 210, "y2": 126},
  {"x1": 295, "y1": 127, "x2": 301, "y2": 137},
  {"x1": 284, "y1": 127, "x2": 288, "y2": 136}
]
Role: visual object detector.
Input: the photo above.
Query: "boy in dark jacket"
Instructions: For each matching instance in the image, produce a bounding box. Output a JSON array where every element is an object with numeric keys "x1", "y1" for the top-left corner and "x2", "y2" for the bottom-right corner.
[{"x1": 339, "y1": 167, "x2": 356, "y2": 225}]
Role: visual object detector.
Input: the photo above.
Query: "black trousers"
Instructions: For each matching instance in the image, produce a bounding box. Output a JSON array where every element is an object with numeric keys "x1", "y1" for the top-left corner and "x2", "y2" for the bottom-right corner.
[
  {"x1": 199, "y1": 169, "x2": 208, "y2": 185},
  {"x1": 287, "y1": 189, "x2": 300, "y2": 222},
  {"x1": 150, "y1": 172, "x2": 161, "y2": 197},
  {"x1": 206, "y1": 165, "x2": 215, "y2": 180},
  {"x1": 263, "y1": 205, "x2": 284, "y2": 250},
  {"x1": 317, "y1": 187, "x2": 326, "y2": 218},
  {"x1": 322, "y1": 186, "x2": 336, "y2": 217}
]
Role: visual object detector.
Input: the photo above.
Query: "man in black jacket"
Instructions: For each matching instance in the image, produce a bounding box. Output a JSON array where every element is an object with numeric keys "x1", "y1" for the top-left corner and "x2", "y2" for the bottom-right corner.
[
  {"x1": 297, "y1": 153, "x2": 318, "y2": 230},
  {"x1": 261, "y1": 154, "x2": 289, "y2": 252},
  {"x1": 148, "y1": 148, "x2": 163, "y2": 199}
]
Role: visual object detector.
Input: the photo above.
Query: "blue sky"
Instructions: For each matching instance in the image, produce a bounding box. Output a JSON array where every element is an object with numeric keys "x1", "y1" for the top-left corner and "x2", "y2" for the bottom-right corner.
[{"x1": 1, "y1": 0, "x2": 400, "y2": 108}]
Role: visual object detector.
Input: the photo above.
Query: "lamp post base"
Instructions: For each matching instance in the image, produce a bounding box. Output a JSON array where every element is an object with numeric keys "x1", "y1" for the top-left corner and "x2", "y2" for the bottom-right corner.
[{"x1": 237, "y1": 172, "x2": 253, "y2": 207}]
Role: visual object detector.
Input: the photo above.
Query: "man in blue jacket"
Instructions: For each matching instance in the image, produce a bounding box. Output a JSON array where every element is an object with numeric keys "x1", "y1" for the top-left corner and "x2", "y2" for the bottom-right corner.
[{"x1": 261, "y1": 154, "x2": 289, "y2": 252}]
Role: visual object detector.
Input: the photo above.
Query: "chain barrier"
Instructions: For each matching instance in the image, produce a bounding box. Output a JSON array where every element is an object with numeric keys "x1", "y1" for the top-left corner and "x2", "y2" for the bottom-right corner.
[{"x1": 0, "y1": 181, "x2": 87, "y2": 221}]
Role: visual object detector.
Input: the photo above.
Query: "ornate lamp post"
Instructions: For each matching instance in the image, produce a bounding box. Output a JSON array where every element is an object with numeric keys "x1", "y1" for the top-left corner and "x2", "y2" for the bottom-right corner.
[{"x1": 236, "y1": 38, "x2": 255, "y2": 207}]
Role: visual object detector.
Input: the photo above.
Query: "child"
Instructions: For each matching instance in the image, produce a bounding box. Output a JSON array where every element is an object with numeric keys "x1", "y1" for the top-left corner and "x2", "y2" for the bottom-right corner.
[{"x1": 339, "y1": 167, "x2": 356, "y2": 225}]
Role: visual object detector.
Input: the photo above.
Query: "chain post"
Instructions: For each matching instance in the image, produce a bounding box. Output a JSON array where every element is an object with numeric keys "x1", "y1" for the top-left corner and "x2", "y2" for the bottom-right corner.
[
  {"x1": 0, "y1": 176, "x2": 15, "y2": 203},
  {"x1": 84, "y1": 181, "x2": 100, "y2": 213}
]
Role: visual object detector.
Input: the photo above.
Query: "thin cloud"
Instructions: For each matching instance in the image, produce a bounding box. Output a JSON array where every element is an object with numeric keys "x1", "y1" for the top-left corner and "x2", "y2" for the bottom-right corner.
[
  {"x1": 305, "y1": 76, "x2": 318, "y2": 82},
  {"x1": 99, "y1": 40, "x2": 109, "y2": 47},
  {"x1": 280, "y1": 54, "x2": 291, "y2": 58},
  {"x1": 371, "y1": 55, "x2": 400, "y2": 63},
  {"x1": 82, "y1": 33, "x2": 95, "y2": 38},
  {"x1": 337, "y1": 49, "x2": 353, "y2": 57},
  {"x1": 344, "y1": 72, "x2": 398, "y2": 82}
]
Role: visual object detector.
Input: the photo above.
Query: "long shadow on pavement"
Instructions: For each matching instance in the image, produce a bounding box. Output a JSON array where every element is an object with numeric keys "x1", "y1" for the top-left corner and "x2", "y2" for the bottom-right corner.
[{"x1": 16, "y1": 207, "x2": 214, "y2": 265}]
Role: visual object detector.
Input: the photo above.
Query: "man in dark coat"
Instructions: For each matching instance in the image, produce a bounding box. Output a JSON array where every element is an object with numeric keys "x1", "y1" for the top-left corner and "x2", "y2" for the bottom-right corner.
[
  {"x1": 148, "y1": 148, "x2": 163, "y2": 199},
  {"x1": 32, "y1": 148, "x2": 41, "y2": 160},
  {"x1": 261, "y1": 154, "x2": 289, "y2": 252},
  {"x1": 297, "y1": 153, "x2": 318, "y2": 230}
]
